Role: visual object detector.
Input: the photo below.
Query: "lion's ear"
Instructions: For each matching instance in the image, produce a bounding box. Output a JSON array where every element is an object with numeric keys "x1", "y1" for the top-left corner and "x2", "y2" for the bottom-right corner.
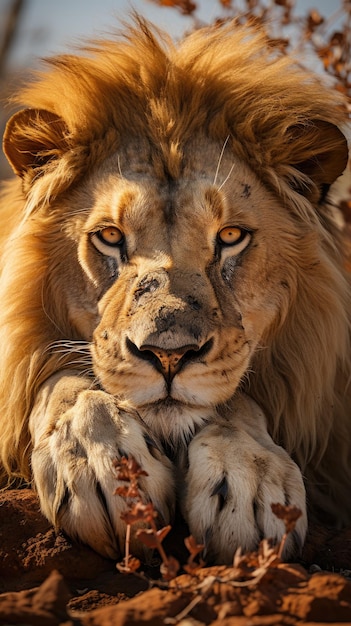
[
  {"x1": 290, "y1": 120, "x2": 349, "y2": 201},
  {"x1": 3, "y1": 109, "x2": 70, "y2": 178}
]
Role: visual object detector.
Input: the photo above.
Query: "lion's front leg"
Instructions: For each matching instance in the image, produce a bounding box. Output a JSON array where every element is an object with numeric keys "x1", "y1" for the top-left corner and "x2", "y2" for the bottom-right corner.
[
  {"x1": 29, "y1": 371, "x2": 175, "y2": 559},
  {"x1": 183, "y1": 394, "x2": 307, "y2": 564}
]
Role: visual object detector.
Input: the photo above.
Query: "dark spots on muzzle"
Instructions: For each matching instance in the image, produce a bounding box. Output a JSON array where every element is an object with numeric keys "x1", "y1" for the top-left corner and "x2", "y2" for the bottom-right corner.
[
  {"x1": 155, "y1": 308, "x2": 176, "y2": 333},
  {"x1": 188, "y1": 325, "x2": 202, "y2": 342},
  {"x1": 241, "y1": 183, "x2": 251, "y2": 198},
  {"x1": 134, "y1": 277, "x2": 160, "y2": 301},
  {"x1": 186, "y1": 295, "x2": 202, "y2": 311},
  {"x1": 154, "y1": 308, "x2": 202, "y2": 341}
]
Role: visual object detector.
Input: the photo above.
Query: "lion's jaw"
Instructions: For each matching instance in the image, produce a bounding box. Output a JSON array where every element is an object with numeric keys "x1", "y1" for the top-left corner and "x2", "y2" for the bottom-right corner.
[{"x1": 69, "y1": 141, "x2": 292, "y2": 442}]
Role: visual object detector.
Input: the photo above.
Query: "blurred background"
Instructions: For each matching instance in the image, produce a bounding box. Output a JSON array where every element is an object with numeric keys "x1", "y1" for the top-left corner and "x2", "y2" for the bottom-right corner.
[{"x1": 0, "y1": 0, "x2": 350, "y2": 186}]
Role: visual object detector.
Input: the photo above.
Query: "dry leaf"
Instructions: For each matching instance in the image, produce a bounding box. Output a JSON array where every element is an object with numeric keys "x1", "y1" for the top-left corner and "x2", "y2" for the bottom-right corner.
[
  {"x1": 116, "y1": 556, "x2": 141, "y2": 573},
  {"x1": 160, "y1": 555, "x2": 180, "y2": 580}
]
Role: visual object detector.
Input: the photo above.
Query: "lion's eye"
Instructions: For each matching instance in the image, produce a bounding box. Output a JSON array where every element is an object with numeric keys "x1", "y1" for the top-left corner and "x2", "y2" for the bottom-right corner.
[
  {"x1": 218, "y1": 227, "x2": 243, "y2": 245},
  {"x1": 218, "y1": 226, "x2": 251, "y2": 246},
  {"x1": 97, "y1": 227, "x2": 124, "y2": 246},
  {"x1": 217, "y1": 226, "x2": 251, "y2": 260}
]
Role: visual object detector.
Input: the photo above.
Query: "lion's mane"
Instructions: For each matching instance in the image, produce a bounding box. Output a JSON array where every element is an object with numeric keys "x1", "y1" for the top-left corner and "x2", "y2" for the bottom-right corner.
[{"x1": 0, "y1": 16, "x2": 350, "y2": 524}]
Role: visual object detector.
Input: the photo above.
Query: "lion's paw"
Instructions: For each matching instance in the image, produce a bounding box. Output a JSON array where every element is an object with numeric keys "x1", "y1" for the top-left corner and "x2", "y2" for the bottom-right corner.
[
  {"x1": 183, "y1": 423, "x2": 307, "y2": 564},
  {"x1": 31, "y1": 389, "x2": 175, "y2": 559}
]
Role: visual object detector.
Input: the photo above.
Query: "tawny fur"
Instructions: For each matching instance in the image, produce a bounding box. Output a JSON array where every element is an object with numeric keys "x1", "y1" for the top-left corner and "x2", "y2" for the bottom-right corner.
[{"x1": 0, "y1": 16, "x2": 350, "y2": 556}]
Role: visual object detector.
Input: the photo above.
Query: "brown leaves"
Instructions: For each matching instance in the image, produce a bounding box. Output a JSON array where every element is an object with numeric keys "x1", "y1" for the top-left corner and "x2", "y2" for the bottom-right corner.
[
  {"x1": 136, "y1": 525, "x2": 172, "y2": 549},
  {"x1": 116, "y1": 556, "x2": 141, "y2": 574},
  {"x1": 271, "y1": 503, "x2": 302, "y2": 559},
  {"x1": 114, "y1": 456, "x2": 180, "y2": 580},
  {"x1": 317, "y1": 27, "x2": 350, "y2": 98},
  {"x1": 306, "y1": 9, "x2": 324, "y2": 33},
  {"x1": 271, "y1": 503, "x2": 302, "y2": 533},
  {"x1": 120, "y1": 502, "x2": 157, "y2": 526},
  {"x1": 160, "y1": 556, "x2": 181, "y2": 581},
  {"x1": 183, "y1": 535, "x2": 205, "y2": 574},
  {"x1": 114, "y1": 456, "x2": 147, "y2": 482},
  {"x1": 148, "y1": 0, "x2": 197, "y2": 15},
  {"x1": 113, "y1": 456, "x2": 207, "y2": 581}
]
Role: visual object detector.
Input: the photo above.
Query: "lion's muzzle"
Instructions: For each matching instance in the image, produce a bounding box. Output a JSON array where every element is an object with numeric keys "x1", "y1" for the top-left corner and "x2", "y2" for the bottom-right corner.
[{"x1": 92, "y1": 265, "x2": 223, "y2": 400}]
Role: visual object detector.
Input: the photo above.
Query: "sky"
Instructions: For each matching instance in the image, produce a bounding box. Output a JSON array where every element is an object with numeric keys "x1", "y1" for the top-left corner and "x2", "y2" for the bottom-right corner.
[{"x1": 2, "y1": 0, "x2": 341, "y2": 72}]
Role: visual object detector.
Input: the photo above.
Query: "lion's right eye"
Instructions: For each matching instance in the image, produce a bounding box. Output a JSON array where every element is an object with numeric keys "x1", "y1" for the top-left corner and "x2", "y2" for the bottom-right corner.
[
  {"x1": 217, "y1": 226, "x2": 251, "y2": 256},
  {"x1": 97, "y1": 227, "x2": 124, "y2": 246},
  {"x1": 90, "y1": 227, "x2": 126, "y2": 260}
]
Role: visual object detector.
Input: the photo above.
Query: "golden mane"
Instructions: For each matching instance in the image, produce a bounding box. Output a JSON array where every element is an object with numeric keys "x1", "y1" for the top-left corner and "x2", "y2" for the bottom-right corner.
[
  {"x1": 6, "y1": 16, "x2": 349, "y2": 212},
  {"x1": 0, "y1": 16, "x2": 350, "y2": 527}
]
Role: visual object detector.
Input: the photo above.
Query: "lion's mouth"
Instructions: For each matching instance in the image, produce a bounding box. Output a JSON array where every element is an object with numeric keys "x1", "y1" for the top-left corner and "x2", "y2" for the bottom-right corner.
[{"x1": 150, "y1": 396, "x2": 187, "y2": 409}]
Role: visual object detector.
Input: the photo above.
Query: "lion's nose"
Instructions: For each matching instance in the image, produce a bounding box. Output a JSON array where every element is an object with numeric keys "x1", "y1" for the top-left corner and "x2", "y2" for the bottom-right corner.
[
  {"x1": 126, "y1": 338, "x2": 213, "y2": 383},
  {"x1": 140, "y1": 344, "x2": 197, "y2": 381}
]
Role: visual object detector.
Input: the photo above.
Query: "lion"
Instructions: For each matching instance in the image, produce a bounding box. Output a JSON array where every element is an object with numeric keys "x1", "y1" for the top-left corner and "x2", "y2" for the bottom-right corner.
[{"x1": 0, "y1": 15, "x2": 350, "y2": 564}]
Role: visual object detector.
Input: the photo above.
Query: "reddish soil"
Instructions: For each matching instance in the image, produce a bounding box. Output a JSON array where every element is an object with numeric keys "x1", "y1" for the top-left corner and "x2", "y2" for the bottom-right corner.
[{"x1": 1, "y1": 489, "x2": 351, "y2": 625}]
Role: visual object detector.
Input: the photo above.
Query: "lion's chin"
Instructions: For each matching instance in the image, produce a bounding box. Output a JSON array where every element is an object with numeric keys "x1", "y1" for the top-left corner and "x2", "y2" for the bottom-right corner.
[{"x1": 136, "y1": 397, "x2": 213, "y2": 444}]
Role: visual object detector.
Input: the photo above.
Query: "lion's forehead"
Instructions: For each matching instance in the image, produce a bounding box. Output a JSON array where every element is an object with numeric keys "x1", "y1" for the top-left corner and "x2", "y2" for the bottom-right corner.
[{"x1": 83, "y1": 143, "x2": 276, "y2": 242}]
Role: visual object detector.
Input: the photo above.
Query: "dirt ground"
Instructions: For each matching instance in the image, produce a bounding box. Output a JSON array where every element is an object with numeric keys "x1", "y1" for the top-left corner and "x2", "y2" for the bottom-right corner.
[{"x1": 1, "y1": 489, "x2": 351, "y2": 625}]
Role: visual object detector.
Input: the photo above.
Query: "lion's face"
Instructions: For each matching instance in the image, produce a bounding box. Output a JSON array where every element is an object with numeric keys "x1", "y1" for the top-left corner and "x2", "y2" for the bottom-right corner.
[{"x1": 62, "y1": 136, "x2": 299, "y2": 439}]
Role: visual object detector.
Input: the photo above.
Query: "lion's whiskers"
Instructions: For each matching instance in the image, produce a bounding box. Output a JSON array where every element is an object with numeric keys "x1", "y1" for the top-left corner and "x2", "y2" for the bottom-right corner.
[
  {"x1": 213, "y1": 135, "x2": 230, "y2": 187},
  {"x1": 40, "y1": 286, "x2": 66, "y2": 336},
  {"x1": 117, "y1": 154, "x2": 124, "y2": 179},
  {"x1": 46, "y1": 339, "x2": 91, "y2": 354},
  {"x1": 217, "y1": 162, "x2": 235, "y2": 192},
  {"x1": 45, "y1": 340, "x2": 93, "y2": 373},
  {"x1": 64, "y1": 207, "x2": 91, "y2": 218},
  {"x1": 78, "y1": 369, "x2": 96, "y2": 380}
]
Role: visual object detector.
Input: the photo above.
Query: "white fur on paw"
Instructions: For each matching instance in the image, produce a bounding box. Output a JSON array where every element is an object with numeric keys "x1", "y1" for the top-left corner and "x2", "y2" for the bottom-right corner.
[
  {"x1": 31, "y1": 390, "x2": 175, "y2": 559},
  {"x1": 183, "y1": 423, "x2": 307, "y2": 564}
]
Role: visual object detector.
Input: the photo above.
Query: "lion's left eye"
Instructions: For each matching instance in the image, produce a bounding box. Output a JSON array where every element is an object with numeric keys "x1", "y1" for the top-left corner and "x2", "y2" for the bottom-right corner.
[
  {"x1": 97, "y1": 227, "x2": 124, "y2": 246},
  {"x1": 90, "y1": 226, "x2": 126, "y2": 260},
  {"x1": 218, "y1": 227, "x2": 243, "y2": 245},
  {"x1": 217, "y1": 226, "x2": 251, "y2": 260},
  {"x1": 218, "y1": 226, "x2": 251, "y2": 248}
]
